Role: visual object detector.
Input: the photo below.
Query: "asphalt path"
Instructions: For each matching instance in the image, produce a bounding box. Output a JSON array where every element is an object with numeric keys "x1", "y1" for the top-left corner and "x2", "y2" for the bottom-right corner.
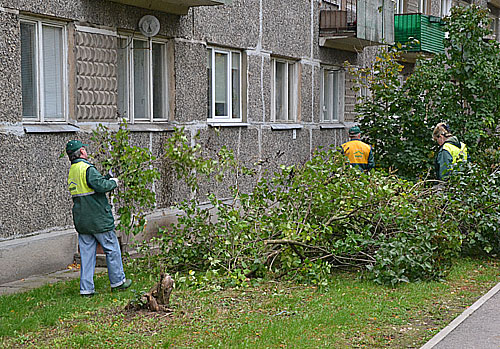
[{"x1": 421, "y1": 282, "x2": 500, "y2": 349}]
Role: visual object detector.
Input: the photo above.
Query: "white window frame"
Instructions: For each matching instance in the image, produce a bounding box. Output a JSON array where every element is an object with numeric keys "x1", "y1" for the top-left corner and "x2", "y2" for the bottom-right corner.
[
  {"x1": 207, "y1": 47, "x2": 243, "y2": 122},
  {"x1": 20, "y1": 17, "x2": 68, "y2": 123},
  {"x1": 271, "y1": 58, "x2": 298, "y2": 122},
  {"x1": 117, "y1": 35, "x2": 169, "y2": 123},
  {"x1": 320, "y1": 67, "x2": 345, "y2": 123}
]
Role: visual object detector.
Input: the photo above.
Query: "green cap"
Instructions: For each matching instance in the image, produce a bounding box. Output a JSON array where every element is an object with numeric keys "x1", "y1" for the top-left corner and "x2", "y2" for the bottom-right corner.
[
  {"x1": 348, "y1": 126, "x2": 361, "y2": 136},
  {"x1": 66, "y1": 140, "x2": 88, "y2": 154}
]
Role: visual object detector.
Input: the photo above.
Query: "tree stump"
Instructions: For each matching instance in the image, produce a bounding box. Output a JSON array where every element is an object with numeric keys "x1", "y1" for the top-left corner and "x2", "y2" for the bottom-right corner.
[{"x1": 126, "y1": 273, "x2": 174, "y2": 313}]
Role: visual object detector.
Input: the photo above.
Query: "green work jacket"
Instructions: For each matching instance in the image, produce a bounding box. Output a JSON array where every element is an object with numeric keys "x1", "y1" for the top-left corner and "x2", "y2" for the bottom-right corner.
[
  {"x1": 68, "y1": 159, "x2": 117, "y2": 234},
  {"x1": 435, "y1": 136, "x2": 468, "y2": 180}
]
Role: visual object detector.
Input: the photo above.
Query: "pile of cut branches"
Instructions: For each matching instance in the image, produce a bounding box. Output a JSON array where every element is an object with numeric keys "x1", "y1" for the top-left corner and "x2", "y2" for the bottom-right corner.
[{"x1": 152, "y1": 148, "x2": 464, "y2": 286}]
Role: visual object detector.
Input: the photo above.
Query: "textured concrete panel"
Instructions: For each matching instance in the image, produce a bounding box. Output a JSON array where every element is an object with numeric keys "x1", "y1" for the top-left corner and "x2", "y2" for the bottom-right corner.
[
  {"x1": 0, "y1": 133, "x2": 74, "y2": 239},
  {"x1": 155, "y1": 129, "x2": 194, "y2": 208},
  {"x1": 261, "y1": 127, "x2": 311, "y2": 178},
  {"x1": 301, "y1": 63, "x2": 313, "y2": 123},
  {"x1": 0, "y1": 229, "x2": 77, "y2": 284},
  {"x1": 311, "y1": 65, "x2": 321, "y2": 124},
  {"x1": 174, "y1": 41, "x2": 207, "y2": 123},
  {"x1": 0, "y1": 11, "x2": 21, "y2": 123},
  {"x1": 311, "y1": 127, "x2": 347, "y2": 154},
  {"x1": 194, "y1": 0, "x2": 259, "y2": 49},
  {"x1": 262, "y1": 0, "x2": 310, "y2": 58},
  {"x1": 344, "y1": 72, "x2": 358, "y2": 122},
  {"x1": 75, "y1": 31, "x2": 118, "y2": 121},
  {"x1": 247, "y1": 54, "x2": 271, "y2": 123},
  {"x1": 2, "y1": 0, "x2": 188, "y2": 38},
  {"x1": 195, "y1": 126, "x2": 260, "y2": 199},
  {"x1": 318, "y1": 47, "x2": 357, "y2": 67}
]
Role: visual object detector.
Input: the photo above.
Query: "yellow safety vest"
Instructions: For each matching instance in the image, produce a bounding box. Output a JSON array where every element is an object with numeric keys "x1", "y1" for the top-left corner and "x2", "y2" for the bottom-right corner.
[
  {"x1": 443, "y1": 142, "x2": 468, "y2": 164},
  {"x1": 342, "y1": 140, "x2": 371, "y2": 165},
  {"x1": 68, "y1": 162, "x2": 95, "y2": 198}
]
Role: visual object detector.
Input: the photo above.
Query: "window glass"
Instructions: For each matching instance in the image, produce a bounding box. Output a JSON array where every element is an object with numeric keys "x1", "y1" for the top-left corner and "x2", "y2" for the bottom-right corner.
[
  {"x1": 117, "y1": 38, "x2": 128, "y2": 119},
  {"x1": 275, "y1": 61, "x2": 287, "y2": 121},
  {"x1": 42, "y1": 25, "x2": 63, "y2": 119},
  {"x1": 207, "y1": 49, "x2": 212, "y2": 118},
  {"x1": 323, "y1": 71, "x2": 332, "y2": 121},
  {"x1": 207, "y1": 48, "x2": 243, "y2": 121},
  {"x1": 20, "y1": 19, "x2": 66, "y2": 122},
  {"x1": 152, "y1": 43, "x2": 164, "y2": 119},
  {"x1": 215, "y1": 51, "x2": 228, "y2": 117},
  {"x1": 322, "y1": 69, "x2": 341, "y2": 122},
  {"x1": 117, "y1": 37, "x2": 169, "y2": 122},
  {"x1": 287, "y1": 63, "x2": 294, "y2": 122},
  {"x1": 133, "y1": 40, "x2": 148, "y2": 120},
  {"x1": 231, "y1": 52, "x2": 240, "y2": 119},
  {"x1": 21, "y1": 22, "x2": 37, "y2": 119}
]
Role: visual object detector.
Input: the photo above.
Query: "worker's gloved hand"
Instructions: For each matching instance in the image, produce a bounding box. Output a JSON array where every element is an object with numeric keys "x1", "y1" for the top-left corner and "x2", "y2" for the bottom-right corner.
[{"x1": 110, "y1": 178, "x2": 119, "y2": 186}]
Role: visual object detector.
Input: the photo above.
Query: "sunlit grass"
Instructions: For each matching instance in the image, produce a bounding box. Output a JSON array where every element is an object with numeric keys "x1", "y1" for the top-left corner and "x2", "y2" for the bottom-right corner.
[{"x1": 1, "y1": 257, "x2": 499, "y2": 348}]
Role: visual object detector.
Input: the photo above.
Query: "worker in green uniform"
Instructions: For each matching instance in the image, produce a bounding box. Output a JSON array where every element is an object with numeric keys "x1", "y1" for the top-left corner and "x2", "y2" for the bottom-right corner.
[
  {"x1": 432, "y1": 123, "x2": 468, "y2": 180},
  {"x1": 66, "y1": 140, "x2": 132, "y2": 296}
]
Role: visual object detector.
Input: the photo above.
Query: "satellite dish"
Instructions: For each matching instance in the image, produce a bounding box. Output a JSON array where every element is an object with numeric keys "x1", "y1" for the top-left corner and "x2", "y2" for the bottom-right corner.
[{"x1": 138, "y1": 15, "x2": 160, "y2": 37}]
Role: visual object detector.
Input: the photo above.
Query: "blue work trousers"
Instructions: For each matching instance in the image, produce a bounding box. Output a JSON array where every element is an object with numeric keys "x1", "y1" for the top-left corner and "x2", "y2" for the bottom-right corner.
[{"x1": 78, "y1": 230, "x2": 126, "y2": 295}]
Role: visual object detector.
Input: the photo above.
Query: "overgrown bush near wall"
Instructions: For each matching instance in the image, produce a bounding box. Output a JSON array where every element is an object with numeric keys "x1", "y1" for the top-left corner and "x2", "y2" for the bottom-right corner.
[
  {"x1": 90, "y1": 122, "x2": 500, "y2": 287},
  {"x1": 151, "y1": 145, "x2": 464, "y2": 287}
]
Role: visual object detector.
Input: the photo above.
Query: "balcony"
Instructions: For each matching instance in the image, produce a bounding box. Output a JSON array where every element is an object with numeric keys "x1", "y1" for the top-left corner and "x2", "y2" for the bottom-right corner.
[
  {"x1": 394, "y1": 14, "x2": 445, "y2": 60},
  {"x1": 319, "y1": 0, "x2": 394, "y2": 52},
  {"x1": 108, "y1": 0, "x2": 231, "y2": 15}
]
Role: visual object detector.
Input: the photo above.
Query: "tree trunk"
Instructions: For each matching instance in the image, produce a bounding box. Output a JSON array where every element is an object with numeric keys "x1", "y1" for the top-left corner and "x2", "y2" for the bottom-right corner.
[{"x1": 126, "y1": 273, "x2": 174, "y2": 313}]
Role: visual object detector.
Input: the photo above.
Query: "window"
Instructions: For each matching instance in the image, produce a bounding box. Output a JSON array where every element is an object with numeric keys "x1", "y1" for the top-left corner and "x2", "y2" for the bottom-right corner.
[
  {"x1": 395, "y1": 0, "x2": 405, "y2": 14},
  {"x1": 419, "y1": 0, "x2": 429, "y2": 14},
  {"x1": 20, "y1": 19, "x2": 67, "y2": 122},
  {"x1": 272, "y1": 59, "x2": 298, "y2": 122},
  {"x1": 320, "y1": 68, "x2": 344, "y2": 123},
  {"x1": 440, "y1": 0, "x2": 451, "y2": 17},
  {"x1": 207, "y1": 48, "x2": 242, "y2": 122},
  {"x1": 117, "y1": 37, "x2": 169, "y2": 122}
]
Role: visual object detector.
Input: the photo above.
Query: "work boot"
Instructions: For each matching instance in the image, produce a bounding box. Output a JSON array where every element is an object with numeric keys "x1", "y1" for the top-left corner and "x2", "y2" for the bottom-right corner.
[
  {"x1": 112, "y1": 279, "x2": 132, "y2": 291},
  {"x1": 81, "y1": 292, "x2": 98, "y2": 297}
]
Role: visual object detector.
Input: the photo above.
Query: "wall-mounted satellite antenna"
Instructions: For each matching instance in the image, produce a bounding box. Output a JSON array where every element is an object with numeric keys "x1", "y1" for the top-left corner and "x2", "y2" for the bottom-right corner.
[{"x1": 138, "y1": 15, "x2": 160, "y2": 37}]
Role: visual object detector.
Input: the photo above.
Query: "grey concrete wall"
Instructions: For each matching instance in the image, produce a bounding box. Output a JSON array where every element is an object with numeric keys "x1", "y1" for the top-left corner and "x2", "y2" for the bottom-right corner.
[
  {"x1": 0, "y1": 133, "x2": 74, "y2": 239},
  {"x1": 174, "y1": 40, "x2": 207, "y2": 123},
  {"x1": 0, "y1": 229, "x2": 77, "y2": 284},
  {"x1": 0, "y1": 0, "x2": 188, "y2": 37},
  {"x1": 194, "y1": 0, "x2": 260, "y2": 48},
  {"x1": 0, "y1": 10, "x2": 21, "y2": 124}
]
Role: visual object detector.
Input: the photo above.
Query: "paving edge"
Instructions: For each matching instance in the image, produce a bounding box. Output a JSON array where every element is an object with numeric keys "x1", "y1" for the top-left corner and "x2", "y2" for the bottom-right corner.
[{"x1": 420, "y1": 281, "x2": 500, "y2": 348}]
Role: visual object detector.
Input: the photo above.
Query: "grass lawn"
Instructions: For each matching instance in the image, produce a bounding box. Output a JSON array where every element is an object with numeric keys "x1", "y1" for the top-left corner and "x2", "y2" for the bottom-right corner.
[{"x1": 1, "y1": 257, "x2": 499, "y2": 348}]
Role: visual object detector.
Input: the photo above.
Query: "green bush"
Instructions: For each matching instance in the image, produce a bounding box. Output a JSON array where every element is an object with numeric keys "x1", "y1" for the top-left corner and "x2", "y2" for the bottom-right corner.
[{"x1": 151, "y1": 146, "x2": 463, "y2": 286}]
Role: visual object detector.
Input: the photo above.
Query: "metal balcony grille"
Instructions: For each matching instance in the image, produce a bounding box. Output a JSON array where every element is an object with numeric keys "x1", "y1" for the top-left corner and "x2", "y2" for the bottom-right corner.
[{"x1": 319, "y1": 0, "x2": 357, "y2": 33}]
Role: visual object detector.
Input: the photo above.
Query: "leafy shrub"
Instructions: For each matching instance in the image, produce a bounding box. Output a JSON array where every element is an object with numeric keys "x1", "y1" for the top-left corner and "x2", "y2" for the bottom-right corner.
[
  {"x1": 446, "y1": 162, "x2": 500, "y2": 255},
  {"x1": 153, "y1": 146, "x2": 463, "y2": 286}
]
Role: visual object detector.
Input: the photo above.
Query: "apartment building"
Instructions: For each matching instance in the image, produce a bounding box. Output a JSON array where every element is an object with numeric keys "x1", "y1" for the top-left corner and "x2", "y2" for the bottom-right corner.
[{"x1": 0, "y1": 0, "x2": 396, "y2": 283}]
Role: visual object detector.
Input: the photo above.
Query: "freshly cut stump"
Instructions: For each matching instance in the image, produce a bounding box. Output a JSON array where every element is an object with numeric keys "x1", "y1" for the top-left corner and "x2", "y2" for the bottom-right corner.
[{"x1": 126, "y1": 273, "x2": 174, "y2": 313}]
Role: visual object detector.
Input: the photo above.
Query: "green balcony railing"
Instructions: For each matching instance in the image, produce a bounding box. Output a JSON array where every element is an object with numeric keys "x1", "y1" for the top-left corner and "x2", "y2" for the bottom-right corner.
[{"x1": 394, "y1": 14, "x2": 444, "y2": 55}]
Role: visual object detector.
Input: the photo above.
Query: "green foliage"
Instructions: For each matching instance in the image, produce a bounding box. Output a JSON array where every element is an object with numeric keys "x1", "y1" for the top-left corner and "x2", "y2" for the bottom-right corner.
[
  {"x1": 348, "y1": 5, "x2": 500, "y2": 179},
  {"x1": 91, "y1": 120, "x2": 160, "y2": 236},
  {"x1": 148, "y1": 144, "x2": 464, "y2": 286},
  {"x1": 446, "y1": 162, "x2": 500, "y2": 255},
  {"x1": 91, "y1": 6, "x2": 500, "y2": 288}
]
